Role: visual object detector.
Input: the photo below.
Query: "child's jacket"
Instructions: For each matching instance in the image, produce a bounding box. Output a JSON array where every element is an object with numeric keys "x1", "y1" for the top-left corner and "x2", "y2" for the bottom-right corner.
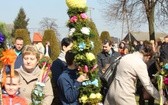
[{"x1": 2, "y1": 94, "x2": 28, "y2": 105}]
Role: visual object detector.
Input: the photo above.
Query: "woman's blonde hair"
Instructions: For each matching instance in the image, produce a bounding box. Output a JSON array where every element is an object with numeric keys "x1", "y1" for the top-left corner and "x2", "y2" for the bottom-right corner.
[{"x1": 22, "y1": 44, "x2": 40, "y2": 60}]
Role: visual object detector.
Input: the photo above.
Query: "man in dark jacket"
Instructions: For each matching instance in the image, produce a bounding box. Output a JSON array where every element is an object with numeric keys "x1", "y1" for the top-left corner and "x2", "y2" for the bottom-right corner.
[
  {"x1": 6, "y1": 37, "x2": 24, "y2": 72},
  {"x1": 13, "y1": 37, "x2": 24, "y2": 69},
  {"x1": 160, "y1": 35, "x2": 168, "y2": 64},
  {"x1": 97, "y1": 39, "x2": 120, "y2": 102},
  {"x1": 51, "y1": 37, "x2": 73, "y2": 105}
]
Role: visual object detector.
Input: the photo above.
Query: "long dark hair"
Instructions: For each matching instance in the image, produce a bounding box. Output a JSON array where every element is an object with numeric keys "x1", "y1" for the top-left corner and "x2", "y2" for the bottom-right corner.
[{"x1": 140, "y1": 40, "x2": 154, "y2": 57}]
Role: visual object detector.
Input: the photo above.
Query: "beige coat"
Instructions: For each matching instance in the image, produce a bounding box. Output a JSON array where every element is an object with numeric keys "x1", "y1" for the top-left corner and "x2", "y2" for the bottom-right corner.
[
  {"x1": 16, "y1": 66, "x2": 53, "y2": 105},
  {"x1": 104, "y1": 52, "x2": 161, "y2": 105}
]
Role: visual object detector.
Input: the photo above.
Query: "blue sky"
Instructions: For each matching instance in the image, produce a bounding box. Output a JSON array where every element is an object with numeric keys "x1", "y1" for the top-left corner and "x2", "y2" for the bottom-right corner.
[
  {"x1": 0, "y1": 0, "x2": 126, "y2": 40},
  {"x1": 2, "y1": 0, "x2": 167, "y2": 41}
]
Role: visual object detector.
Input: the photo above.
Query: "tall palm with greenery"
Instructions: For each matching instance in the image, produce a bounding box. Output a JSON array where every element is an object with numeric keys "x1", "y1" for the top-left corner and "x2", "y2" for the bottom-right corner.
[{"x1": 65, "y1": 0, "x2": 102, "y2": 104}]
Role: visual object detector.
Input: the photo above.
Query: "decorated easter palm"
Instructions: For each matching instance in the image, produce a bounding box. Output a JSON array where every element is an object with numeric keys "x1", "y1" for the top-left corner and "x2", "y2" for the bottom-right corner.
[
  {"x1": 154, "y1": 63, "x2": 168, "y2": 105},
  {"x1": 31, "y1": 56, "x2": 52, "y2": 105},
  {"x1": 66, "y1": 0, "x2": 102, "y2": 104},
  {"x1": 66, "y1": 0, "x2": 87, "y2": 8}
]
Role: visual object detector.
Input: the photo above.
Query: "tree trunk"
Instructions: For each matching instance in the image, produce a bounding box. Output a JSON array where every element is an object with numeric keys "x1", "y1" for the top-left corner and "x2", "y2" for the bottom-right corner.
[{"x1": 146, "y1": 1, "x2": 155, "y2": 40}]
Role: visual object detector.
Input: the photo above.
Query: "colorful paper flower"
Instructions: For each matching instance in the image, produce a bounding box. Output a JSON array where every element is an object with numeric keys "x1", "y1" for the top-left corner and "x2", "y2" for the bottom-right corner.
[
  {"x1": 79, "y1": 95, "x2": 88, "y2": 104},
  {"x1": 81, "y1": 27, "x2": 90, "y2": 35},
  {"x1": 95, "y1": 93, "x2": 102, "y2": 99},
  {"x1": 90, "y1": 41, "x2": 94, "y2": 49},
  {"x1": 0, "y1": 32, "x2": 5, "y2": 43},
  {"x1": 70, "y1": 16, "x2": 78, "y2": 23},
  {"x1": 82, "y1": 79, "x2": 99, "y2": 87},
  {"x1": 31, "y1": 82, "x2": 45, "y2": 105},
  {"x1": 84, "y1": 65, "x2": 89, "y2": 73},
  {"x1": 80, "y1": 13, "x2": 88, "y2": 19},
  {"x1": 91, "y1": 64, "x2": 98, "y2": 72},
  {"x1": 69, "y1": 28, "x2": 76, "y2": 36},
  {"x1": 0, "y1": 49, "x2": 17, "y2": 86},
  {"x1": 164, "y1": 63, "x2": 168, "y2": 70},
  {"x1": 164, "y1": 77, "x2": 168, "y2": 85},
  {"x1": 66, "y1": 0, "x2": 87, "y2": 8},
  {"x1": 78, "y1": 42, "x2": 86, "y2": 51},
  {"x1": 0, "y1": 49, "x2": 16, "y2": 65},
  {"x1": 89, "y1": 93, "x2": 96, "y2": 99},
  {"x1": 86, "y1": 52, "x2": 95, "y2": 61}
]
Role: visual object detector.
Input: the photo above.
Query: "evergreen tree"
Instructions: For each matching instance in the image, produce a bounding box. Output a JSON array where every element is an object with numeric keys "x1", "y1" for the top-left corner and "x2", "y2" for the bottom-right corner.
[
  {"x1": 14, "y1": 29, "x2": 31, "y2": 45},
  {"x1": 12, "y1": 7, "x2": 29, "y2": 37},
  {"x1": 100, "y1": 31, "x2": 111, "y2": 42},
  {"x1": 88, "y1": 20, "x2": 102, "y2": 56},
  {"x1": 42, "y1": 29, "x2": 60, "y2": 60}
]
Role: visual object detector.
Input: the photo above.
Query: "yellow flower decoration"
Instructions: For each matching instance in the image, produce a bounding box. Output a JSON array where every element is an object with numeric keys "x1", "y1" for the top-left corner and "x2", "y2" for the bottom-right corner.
[
  {"x1": 66, "y1": 0, "x2": 87, "y2": 8},
  {"x1": 89, "y1": 93, "x2": 96, "y2": 99},
  {"x1": 86, "y1": 52, "x2": 95, "y2": 61},
  {"x1": 79, "y1": 95, "x2": 88, "y2": 103},
  {"x1": 95, "y1": 93, "x2": 102, "y2": 99}
]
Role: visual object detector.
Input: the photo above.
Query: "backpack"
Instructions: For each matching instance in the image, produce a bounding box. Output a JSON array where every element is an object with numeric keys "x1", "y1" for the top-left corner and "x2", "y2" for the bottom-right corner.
[{"x1": 101, "y1": 56, "x2": 122, "y2": 87}]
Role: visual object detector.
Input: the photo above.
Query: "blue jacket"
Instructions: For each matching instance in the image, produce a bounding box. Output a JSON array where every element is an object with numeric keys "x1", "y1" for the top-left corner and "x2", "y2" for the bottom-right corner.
[
  {"x1": 57, "y1": 68, "x2": 81, "y2": 105},
  {"x1": 14, "y1": 53, "x2": 23, "y2": 69},
  {"x1": 51, "y1": 58, "x2": 67, "y2": 84}
]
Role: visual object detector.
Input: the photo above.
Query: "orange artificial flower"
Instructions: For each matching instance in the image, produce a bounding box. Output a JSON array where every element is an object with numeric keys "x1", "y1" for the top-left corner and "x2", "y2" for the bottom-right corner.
[
  {"x1": 0, "y1": 49, "x2": 17, "y2": 84},
  {"x1": 0, "y1": 49, "x2": 17, "y2": 65}
]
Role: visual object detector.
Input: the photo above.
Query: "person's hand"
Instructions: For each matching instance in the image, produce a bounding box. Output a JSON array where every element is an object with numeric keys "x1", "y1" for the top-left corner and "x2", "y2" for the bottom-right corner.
[
  {"x1": 102, "y1": 64, "x2": 110, "y2": 73},
  {"x1": 77, "y1": 73, "x2": 88, "y2": 82},
  {"x1": 163, "y1": 95, "x2": 168, "y2": 105},
  {"x1": 164, "y1": 100, "x2": 168, "y2": 105}
]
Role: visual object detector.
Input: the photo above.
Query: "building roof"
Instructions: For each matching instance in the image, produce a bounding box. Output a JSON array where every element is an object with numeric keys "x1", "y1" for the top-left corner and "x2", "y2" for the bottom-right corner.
[
  {"x1": 33, "y1": 32, "x2": 43, "y2": 42},
  {"x1": 131, "y1": 32, "x2": 167, "y2": 41},
  {"x1": 122, "y1": 32, "x2": 137, "y2": 42}
]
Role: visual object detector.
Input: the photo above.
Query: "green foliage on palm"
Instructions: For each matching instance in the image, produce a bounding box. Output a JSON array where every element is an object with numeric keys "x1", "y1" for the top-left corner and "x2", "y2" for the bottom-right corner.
[
  {"x1": 67, "y1": 7, "x2": 88, "y2": 17},
  {"x1": 12, "y1": 7, "x2": 29, "y2": 37},
  {"x1": 66, "y1": 0, "x2": 102, "y2": 104},
  {"x1": 100, "y1": 31, "x2": 111, "y2": 42},
  {"x1": 42, "y1": 29, "x2": 60, "y2": 60},
  {"x1": 14, "y1": 29, "x2": 31, "y2": 45}
]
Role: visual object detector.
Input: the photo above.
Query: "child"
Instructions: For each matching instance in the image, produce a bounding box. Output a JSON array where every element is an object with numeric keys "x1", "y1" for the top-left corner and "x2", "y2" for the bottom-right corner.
[
  {"x1": 2, "y1": 70, "x2": 28, "y2": 105},
  {"x1": 57, "y1": 50, "x2": 88, "y2": 105}
]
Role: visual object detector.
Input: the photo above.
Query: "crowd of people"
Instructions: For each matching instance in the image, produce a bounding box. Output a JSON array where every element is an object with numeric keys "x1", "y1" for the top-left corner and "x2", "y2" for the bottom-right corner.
[
  {"x1": 98, "y1": 36, "x2": 168, "y2": 105},
  {"x1": 0, "y1": 35, "x2": 168, "y2": 105}
]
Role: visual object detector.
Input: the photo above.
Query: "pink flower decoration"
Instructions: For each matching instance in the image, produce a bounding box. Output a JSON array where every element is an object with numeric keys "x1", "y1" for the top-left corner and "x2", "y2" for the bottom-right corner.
[
  {"x1": 80, "y1": 13, "x2": 87, "y2": 19},
  {"x1": 91, "y1": 64, "x2": 98, "y2": 72},
  {"x1": 70, "y1": 16, "x2": 78, "y2": 23},
  {"x1": 84, "y1": 65, "x2": 89, "y2": 73},
  {"x1": 164, "y1": 77, "x2": 168, "y2": 85}
]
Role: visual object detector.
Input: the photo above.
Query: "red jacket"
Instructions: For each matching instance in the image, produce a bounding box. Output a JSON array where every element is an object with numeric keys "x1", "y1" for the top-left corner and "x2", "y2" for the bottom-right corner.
[{"x1": 2, "y1": 94, "x2": 28, "y2": 105}]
